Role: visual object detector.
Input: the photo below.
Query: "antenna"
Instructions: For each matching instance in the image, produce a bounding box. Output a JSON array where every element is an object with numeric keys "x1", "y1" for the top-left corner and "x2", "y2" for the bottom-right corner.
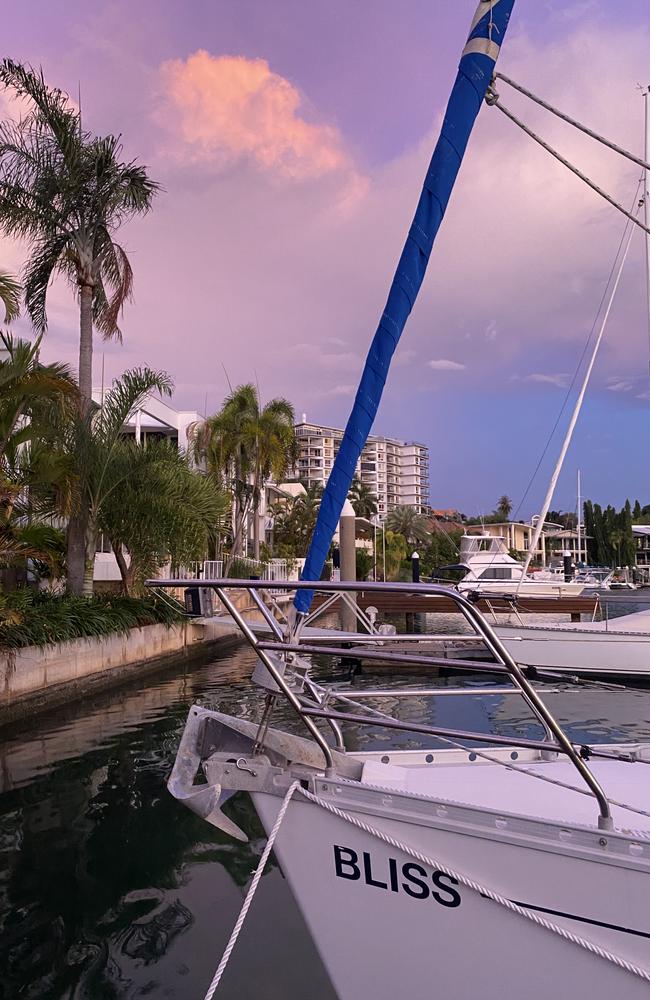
[{"x1": 221, "y1": 362, "x2": 233, "y2": 393}]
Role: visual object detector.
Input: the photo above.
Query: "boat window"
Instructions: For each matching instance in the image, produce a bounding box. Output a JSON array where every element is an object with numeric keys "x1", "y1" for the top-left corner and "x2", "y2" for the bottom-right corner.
[{"x1": 479, "y1": 567, "x2": 512, "y2": 580}]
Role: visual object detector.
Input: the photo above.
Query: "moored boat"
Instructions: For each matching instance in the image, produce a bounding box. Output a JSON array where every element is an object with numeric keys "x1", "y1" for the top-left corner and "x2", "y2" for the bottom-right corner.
[
  {"x1": 451, "y1": 533, "x2": 585, "y2": 598},
  {"x1": 154, "y1": 577, "x2": 650, "y2": 999}
]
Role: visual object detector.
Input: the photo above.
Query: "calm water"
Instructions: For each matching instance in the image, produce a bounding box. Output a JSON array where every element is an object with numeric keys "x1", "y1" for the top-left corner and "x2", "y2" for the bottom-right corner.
[{"x1": 2, "y1": 599, "x2": 650, "y2": 999}]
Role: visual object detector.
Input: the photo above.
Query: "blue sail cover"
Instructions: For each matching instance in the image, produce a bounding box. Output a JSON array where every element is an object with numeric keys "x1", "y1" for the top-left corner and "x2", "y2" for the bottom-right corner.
[{"x1": 295, "y1": 0, "x2": 516, "y2": 613}]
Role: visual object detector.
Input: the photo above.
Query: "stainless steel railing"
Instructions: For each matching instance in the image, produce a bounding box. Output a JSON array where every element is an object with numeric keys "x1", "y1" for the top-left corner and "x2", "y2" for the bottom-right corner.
[{"x1": 147, "y1": 577, "x2": 613, "y2": 830}]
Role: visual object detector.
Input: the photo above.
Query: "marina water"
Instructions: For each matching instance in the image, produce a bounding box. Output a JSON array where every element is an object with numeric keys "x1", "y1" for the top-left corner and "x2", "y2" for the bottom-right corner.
[{"x1": 2, "y1": 600, "x2": 650, "y2": 998}]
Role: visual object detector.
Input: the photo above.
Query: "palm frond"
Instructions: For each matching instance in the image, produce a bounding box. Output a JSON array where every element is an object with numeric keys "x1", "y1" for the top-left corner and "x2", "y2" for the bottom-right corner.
[{"x1": 0, "y1": 269, "x2": 20, "y2": 322}]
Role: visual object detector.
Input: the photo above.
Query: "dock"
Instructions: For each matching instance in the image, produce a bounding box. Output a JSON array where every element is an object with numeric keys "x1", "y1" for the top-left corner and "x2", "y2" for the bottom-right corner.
[{"x1": 312, "y1": 590, "x2": 597, "y2": 621}]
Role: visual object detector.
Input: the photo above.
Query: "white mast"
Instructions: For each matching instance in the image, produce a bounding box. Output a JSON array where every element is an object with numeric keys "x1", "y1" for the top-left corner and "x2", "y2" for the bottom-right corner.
[
  {"x1": 642, "y1": 86, "x2": 650, "y2": 374},
  {"x1": 518, "y1": 222, "x2": 636, "y2": 592},
  {"x1": 577, "y1": 468, "x2": 582, "y2": 565}
]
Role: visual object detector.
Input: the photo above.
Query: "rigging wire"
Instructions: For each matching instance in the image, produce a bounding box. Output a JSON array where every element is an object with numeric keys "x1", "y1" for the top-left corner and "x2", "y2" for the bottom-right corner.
[
  {"x1": 511, "y1": 181, "x2": 643, "y2": 524},
  {"x1": 485, "y1": 84, "x2": 650, "y2": 237},
  {"x1": 494, "y1": 72, "x2": 650, "y2": 173}
]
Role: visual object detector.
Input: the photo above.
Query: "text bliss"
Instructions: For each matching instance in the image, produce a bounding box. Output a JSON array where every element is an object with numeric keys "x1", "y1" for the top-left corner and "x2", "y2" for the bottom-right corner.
[{"x1": 333, "y1": 845, "x2": 461, "y2": 907}]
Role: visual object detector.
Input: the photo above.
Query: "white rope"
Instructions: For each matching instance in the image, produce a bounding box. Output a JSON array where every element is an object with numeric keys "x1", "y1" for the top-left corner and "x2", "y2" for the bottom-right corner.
[
  {"x1": 494, "y1": 72, "x2": 650, "y2": 173},
  {"x1": 486, "y1": 86, "x2": 650, "y2": 237},
  {"x1": 202, "y1": 780, "x2": 300, "y2": 999},
  {"x1": 297, "y1": 785, "x2": 650, "y2": 984}
]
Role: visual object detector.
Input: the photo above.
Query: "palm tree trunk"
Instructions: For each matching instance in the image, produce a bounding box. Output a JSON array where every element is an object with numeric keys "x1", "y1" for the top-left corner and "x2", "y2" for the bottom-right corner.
[
  {"x1": 67, "y1": 282, "x2": 94, "y2": 596},
  {"x1": 112, "y1": 542, "x2": 133, "y2": 595},
  {"x1": 253, "y1": 471, "x2": 261, "y2": 560},
  {"x1": 78, "y1": 283, "x2": 94, "y2": 412},
  {"x1": 82, "y1": 517, "x2": 97, "y2": 597},
  {"x1": 66, "y1": 513, "x2": 87, "y2": 595}
]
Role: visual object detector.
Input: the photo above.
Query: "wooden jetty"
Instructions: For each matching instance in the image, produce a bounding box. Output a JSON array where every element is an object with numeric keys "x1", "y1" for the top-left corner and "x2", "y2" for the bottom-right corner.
[{"x1": 312, "y1": 590, "x2": 597, "y2": 621}]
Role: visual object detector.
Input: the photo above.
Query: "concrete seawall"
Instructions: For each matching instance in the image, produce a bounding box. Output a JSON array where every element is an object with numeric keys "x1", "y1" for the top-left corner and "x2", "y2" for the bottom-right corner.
[{"x1": 0, "y1": 617, "x2": 243, "y2": 727}]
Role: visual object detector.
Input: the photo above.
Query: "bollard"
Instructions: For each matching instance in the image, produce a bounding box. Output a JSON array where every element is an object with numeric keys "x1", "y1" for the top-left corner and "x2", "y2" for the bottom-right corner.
[
  {"x1": 411, "y1": 551, "x2": 420, "y2": 584},
  {"x1": 339, "y1": 499, "x2": 357, "y2": 633}
]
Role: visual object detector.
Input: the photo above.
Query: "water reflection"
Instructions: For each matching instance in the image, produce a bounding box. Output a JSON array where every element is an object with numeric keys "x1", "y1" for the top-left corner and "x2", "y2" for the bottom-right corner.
[{"x1": 1, "y1": 630, "x2": 650, "y2": 998}]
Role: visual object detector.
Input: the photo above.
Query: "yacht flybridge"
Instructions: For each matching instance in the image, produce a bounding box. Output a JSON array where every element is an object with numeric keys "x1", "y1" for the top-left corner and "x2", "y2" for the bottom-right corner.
[
  {"x1": 452, "y1": 534, "x2": 585, "y2": 597},
  {"x1": 150, "y1": 577, "x2": 650, "y2": 999}
]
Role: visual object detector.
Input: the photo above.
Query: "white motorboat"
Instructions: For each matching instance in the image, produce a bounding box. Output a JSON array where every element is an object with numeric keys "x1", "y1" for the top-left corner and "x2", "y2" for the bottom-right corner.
[
  {"x1": 452, "y1": 534, "x2": 585, "y2": 597},
  {"x1": 575, "y1": 567, "x2": 614, "y2": 592},
  {"x1": 154, "y1": 577, "x2": 650, "y2": 1000},
  {"x1": 495, "y1": 606, "x2": 650, "y2": 677}
]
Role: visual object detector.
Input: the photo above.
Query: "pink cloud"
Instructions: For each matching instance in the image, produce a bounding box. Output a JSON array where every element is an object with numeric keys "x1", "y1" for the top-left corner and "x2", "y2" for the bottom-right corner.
[{"x1": 158, "y1": 50, "x2": 359, "y2": 185}]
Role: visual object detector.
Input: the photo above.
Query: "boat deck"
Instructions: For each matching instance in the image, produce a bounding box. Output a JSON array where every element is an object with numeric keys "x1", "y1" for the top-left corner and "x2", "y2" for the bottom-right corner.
[{"x1": 360, "y1": 755, "x2": 650, "y2": 834}]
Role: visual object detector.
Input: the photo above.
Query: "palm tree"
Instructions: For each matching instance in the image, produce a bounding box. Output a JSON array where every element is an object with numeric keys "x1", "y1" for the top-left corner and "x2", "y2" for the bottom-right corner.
[
  {"x1": 349, "y1": 478, "x2": 378, "y2": 519},
  {"x1": 0, "y1": 332, "x2": 78, "y2": 584},
  {"x1": 67, "y1": 367, "x2": 173, "y2": 595},
  {"x1": 99, "y1": 440, "x2": 230, "y2": 595},
  {"x1": 496, "y1": 495, "x2": 513, "y2": 520},
  {"x1": 193, "y1": 384, "x2": 298, "y2": 562},
  {"x1": 270, "y1": 483, "x2": 323, "y2": 557},
  {"x1": 385, "y1": 505, "x2": 429, "y2": 549},
  {"x1": 0, "y1": 61, "x2": 160, "y2": 593},
  {"x1": 0, "y1": 61, "x2": 159, "y2": 409},
  {"x1": 0, "y1": 270, "x2": 19, "y2": 323}
]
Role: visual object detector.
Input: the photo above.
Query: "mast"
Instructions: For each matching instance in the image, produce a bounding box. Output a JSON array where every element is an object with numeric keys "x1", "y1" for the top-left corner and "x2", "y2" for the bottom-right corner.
[
  {"x1": 576, "y1": 468, "x2": 582, "y2": 565},
  {"x1": 294, "y1": 0, "x2": 517, "y2": 614},
  {"x1": 519, "y1": 223, "x2": 636, "y2": 591},
  {"x1": 642, "y1": 86, "x2": 650, "y2": 376}
]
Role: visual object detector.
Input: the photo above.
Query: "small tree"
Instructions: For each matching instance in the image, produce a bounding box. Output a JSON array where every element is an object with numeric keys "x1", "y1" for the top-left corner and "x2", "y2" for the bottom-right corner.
[
  {"x1": 67, "y1": 368, "x2": 173, "y2": 595},
  {"x1": 0, "y1": 332, "x2": 77, "y2": 585},
  {"x1": 99, "y1": 440, "x2": 230, "y2": 594}
]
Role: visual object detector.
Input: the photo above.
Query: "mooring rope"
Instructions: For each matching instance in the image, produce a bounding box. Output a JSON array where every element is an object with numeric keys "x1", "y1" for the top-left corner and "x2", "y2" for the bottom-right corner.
[{"x1": 202, "y1": 780, "x2": 300, "y2": 999}]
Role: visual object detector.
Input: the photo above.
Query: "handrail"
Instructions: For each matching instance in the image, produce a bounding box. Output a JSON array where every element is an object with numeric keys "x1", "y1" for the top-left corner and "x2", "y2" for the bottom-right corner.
[{"x1": 147, "y1": 576, "x2": 613, "y2": 829}]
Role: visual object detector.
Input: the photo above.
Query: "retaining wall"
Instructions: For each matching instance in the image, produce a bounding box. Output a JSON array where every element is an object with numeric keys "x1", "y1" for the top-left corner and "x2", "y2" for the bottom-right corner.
[{"x1": 0, "y1": 617, "x2": 242, "y2": 727}]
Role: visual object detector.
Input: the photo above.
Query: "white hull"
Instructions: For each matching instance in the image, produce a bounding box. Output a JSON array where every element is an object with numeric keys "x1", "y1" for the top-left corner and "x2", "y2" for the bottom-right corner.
[
  {"x1": 458, "y1": 580, "x2": 584, "y2": 597},
  {"x1": 253, "y1": 766, "x2": 650, "y2": 999},
  {"x1": 496, "y1": 610, "x2": 650, "y2": 675}
]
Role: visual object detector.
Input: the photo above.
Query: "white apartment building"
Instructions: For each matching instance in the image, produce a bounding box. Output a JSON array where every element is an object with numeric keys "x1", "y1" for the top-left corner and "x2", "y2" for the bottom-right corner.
[{"x1": 293, "y1": 416, "x2": 430, "y2": 518}]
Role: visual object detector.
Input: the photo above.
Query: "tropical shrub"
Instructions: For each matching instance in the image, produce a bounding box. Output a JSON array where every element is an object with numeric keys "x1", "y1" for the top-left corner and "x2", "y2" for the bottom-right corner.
[{"x1": 0, "y1": 589, "x2": 184, "y2": 649}]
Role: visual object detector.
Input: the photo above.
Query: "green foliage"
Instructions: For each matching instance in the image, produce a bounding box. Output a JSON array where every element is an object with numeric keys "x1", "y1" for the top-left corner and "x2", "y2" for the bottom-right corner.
[
  {"x1": 0, "y1": 270, "x2": 20, "y2": 323},
  {"x1": 349, "y1": 478, "x2": 378, "y2": 519},
  {"x1": 0, "y1": 589, "x2": 183, "y2": 649},
  {"x1": 98, "y1": 439, "x2": 230, "y2": 595},
  {"x1": 193, "y1": 383, "x2": 298, "y2": 561},
  {"x1": 0, "y1": 59, "x2": 159, "y2": 341},
  {"x1": 271, "y1": 483, "x2": 323, "y2": 557},
  {"x1": 65, "y1": 367, "x2": 174, "y2": 594},
  {"x1": 419, "y1": 529, "x2": 463, "y2": 577},
  {"x1": 0, "y1": 332, "x2": 78, "y2": 577},
  {"x1": 496, "y1": 495, "x2": 512, "y2": 519},
  {"x1": 385, "y1": 506, "x2": 429, "y2": 547},
  {"x1": 583, "y1": 498, "x2": 636, "y2": 567},
  {"x1": 381, "y1": 530, "x2": 407, "y2": 581},
  {"x1": 355, "y1": 547, "x2": 373, "y2": 581}
]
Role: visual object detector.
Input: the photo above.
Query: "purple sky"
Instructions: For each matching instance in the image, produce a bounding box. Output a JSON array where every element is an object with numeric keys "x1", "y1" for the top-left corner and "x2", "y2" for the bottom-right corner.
[{"x1": 3, "y1": 0, "x2": 650, "y2": 518}]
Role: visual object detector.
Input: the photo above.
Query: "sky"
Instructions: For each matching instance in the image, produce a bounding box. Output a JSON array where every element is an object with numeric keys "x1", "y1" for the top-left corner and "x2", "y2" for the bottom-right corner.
[{"x1": 2, "y1": 0, "x2": 650, "y2": 519}]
